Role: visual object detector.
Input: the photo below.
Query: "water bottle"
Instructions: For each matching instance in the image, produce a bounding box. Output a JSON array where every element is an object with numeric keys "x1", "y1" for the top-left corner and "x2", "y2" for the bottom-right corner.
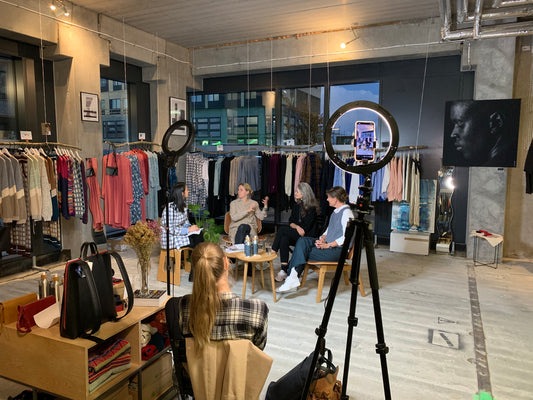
[
  {"x1": 49, "y1": 273, "x2": 62, "y2": 303},
  {"x1": 252, "y1": 235, "x2": 258, "y2": 256},
  {"x1": 39, "y1": 272, "x2": 49, "y2": 299},
  {"x1": 244, "y1": 235, "x2": 251, "y2": 257}
]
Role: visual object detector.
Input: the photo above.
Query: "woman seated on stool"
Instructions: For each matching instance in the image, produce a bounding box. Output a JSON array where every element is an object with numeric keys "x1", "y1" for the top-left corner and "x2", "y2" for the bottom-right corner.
[
  {"x1": 229, "y1": 183, "x2": 269, "y2": 244},
  {"x1": 277, "y1": 186, "x2": 354, "y2": 293},
  {"x1": 178, "y1": 242, "x2": 269, "y2": 350},
  {"x1": 161, "y1": 182, "x2": 204, "y2": 281},
  {"x1": 272, "y1": 182, "x2": 320, "y2": 282}
]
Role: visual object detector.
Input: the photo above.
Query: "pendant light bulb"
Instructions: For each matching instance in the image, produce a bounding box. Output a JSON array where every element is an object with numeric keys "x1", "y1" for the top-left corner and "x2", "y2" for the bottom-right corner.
[
  {"x1": 50, "y1": 2, "x2": 56, "y2": 11},
  {"x1": 340, "y1": 42, "x2": 347, "y2": 49}
]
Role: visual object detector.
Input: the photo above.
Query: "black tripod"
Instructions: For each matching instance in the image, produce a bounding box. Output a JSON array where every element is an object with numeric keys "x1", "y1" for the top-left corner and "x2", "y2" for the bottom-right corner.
[{"x1": 301, "y1": 174, "x2": 391, "y2": 400}]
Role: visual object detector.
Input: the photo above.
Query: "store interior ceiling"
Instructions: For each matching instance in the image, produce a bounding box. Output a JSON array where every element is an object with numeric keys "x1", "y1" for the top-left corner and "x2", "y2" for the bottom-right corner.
[{"x1": 65, "y1": 0, "x2": 533, "y2": 49}]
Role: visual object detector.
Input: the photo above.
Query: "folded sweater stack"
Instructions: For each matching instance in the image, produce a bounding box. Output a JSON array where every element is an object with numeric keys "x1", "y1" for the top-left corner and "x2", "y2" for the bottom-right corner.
[{"x1": 88, "y1": 338, "x2": 132, "y2": 393}]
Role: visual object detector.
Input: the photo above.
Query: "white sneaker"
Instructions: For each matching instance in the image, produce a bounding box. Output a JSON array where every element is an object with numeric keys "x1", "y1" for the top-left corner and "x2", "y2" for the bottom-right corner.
[
  {"x1": 277, "y1": 272, "x2": 300, "y2": 292},
  {"x1": 275, "y1": 270, "x2": 287, "y2": 282}
]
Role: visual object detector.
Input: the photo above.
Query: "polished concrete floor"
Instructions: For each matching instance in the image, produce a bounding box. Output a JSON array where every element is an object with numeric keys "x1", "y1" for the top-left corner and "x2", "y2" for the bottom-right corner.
[{"x1": 1, "y1": 243, "x2": 532, "y2": 400}]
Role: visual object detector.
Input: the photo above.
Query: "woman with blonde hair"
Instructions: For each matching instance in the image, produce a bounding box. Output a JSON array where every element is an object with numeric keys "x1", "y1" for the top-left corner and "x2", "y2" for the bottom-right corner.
[
  {"x1": 177, "y1": 242, "x2": 269, "y2": 350},
  {"x1": 228, "y1": 183, "x2": 269, "y2": 244}
]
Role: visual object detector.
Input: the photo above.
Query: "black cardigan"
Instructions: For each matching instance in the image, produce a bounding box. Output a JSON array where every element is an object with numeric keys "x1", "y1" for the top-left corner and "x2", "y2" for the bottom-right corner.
[{"x1": 288, "y1": 203, "x2": 317, "y2": 237}]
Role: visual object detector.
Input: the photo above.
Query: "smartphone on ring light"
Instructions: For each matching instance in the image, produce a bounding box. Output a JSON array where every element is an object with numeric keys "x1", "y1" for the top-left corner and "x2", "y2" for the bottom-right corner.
[{"x1": 354, "y1": 121, "x2": 376, "y2": 162}]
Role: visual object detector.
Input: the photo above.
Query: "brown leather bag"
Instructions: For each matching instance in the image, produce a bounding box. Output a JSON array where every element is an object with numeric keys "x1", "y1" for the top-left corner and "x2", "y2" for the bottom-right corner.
[
  {"x1": 0, "y1": 293, "x2": 38, "y2": 333},
  {"x1": 308, "y1": 365, "x2": 342, "y2": 400}
]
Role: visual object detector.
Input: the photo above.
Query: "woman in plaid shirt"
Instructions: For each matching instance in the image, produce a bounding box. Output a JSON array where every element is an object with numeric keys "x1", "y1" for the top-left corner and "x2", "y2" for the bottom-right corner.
[
  {"x1": 178, "y1": 242, "x2": 269, "y2": 350},
  {"x1": 161, "y1": 182, "x2": 204, "y2": 280}
]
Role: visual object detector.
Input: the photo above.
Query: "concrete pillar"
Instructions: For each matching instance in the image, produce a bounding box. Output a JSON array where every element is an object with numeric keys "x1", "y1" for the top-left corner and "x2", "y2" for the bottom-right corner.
[
  {"x1": 463, "y1": 38, "x2": 516, "y2": 261},
  {"x1": 504, "y1": 36, "x2": 533, "y2": 259}
]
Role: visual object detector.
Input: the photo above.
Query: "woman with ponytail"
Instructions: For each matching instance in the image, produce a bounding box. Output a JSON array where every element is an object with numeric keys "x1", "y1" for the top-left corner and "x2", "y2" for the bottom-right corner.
[{"x1": 177, "y1": 242, "x2": 269, "y2": 350}]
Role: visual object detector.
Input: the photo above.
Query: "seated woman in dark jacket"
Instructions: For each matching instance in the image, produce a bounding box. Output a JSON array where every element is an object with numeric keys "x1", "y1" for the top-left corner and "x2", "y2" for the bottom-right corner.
[{"x1": 272, "y1": 182, "x2": 320, "y2": 282}]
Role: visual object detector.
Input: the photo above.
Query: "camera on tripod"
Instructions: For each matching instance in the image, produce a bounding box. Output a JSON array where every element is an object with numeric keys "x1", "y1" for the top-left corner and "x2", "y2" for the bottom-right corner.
[{"x1": 301, "y1": 101, "x2": 399, "y2": 400}]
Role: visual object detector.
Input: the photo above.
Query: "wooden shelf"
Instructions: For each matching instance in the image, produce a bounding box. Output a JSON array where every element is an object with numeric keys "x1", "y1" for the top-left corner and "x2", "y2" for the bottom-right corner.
[{"x1": 0, "y1": 305, "x2": 169, "y2": 400}]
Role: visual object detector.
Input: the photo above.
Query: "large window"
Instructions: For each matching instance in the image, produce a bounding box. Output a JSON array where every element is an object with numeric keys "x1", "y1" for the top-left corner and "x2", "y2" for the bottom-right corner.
[
  {"x1": 190, "y1": 90, "x2": 275, "y2": 146},
  {"x1": 100, "y1": 78, "x2": 128, "y2": 142},
  {"x1": 0, "y1": 57, "x2": 18, "y2": 140},
  {"x1": 188, "y1": 82, "x2": 379, "y2": 148},
  {"x1": 329, "y1": 82, "x2": 380, "y2": 145},
  {"x1": 281, "y1": 87, "x2": 324, "y2": 146}
]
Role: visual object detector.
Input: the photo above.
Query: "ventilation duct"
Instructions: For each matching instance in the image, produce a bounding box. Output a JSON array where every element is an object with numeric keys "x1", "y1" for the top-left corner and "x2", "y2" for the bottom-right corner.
[{"x1": 441, "y1": 0, "x2": 533, "y2": 40}]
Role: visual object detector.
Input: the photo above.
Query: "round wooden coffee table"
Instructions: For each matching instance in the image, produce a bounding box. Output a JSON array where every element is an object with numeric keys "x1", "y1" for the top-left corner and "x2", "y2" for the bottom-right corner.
[{"x1": 224, "y1": 250, "x2": 278, "y2": 302}]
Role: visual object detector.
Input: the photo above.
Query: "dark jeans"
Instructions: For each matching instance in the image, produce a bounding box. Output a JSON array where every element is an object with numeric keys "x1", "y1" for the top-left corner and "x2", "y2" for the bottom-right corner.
[
  {"x1": 272, "y1": 226, "x2": 301, "y2": 268},
  {"x1": 188, "y1": 231, "x2": 204, "y2": 248},
  {"x1": 234, "y1": 224, "x2": 251, "y2": 245},
  {"x1": 287, "y1": 236, "x2": 342, "y2": 275},
  {"x1": 187, "y1": 231, "x2": 204, "y2": 281}
]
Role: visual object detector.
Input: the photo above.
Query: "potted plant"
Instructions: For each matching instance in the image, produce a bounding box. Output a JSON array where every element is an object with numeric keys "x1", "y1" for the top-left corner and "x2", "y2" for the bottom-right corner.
[{"x1": 188, "y1": 204, "x2": 224, "y2": 243}]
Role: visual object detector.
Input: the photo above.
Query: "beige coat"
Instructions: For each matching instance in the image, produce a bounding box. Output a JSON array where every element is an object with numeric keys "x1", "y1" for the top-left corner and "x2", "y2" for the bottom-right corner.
[
  {"x1": 185, "y1": 338, "x2": 273, "y2": 400},
  {"x1": 228, "y1": 198, "x2": 266, "y2": 243}
]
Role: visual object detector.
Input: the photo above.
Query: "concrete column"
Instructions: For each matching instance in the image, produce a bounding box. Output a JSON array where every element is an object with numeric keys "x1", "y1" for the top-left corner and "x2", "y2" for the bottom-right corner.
[
  {"x1": 51, "y1": 21, "x2": 110, "y2": 252},
  {"x1": 464, "y1": 38, "x2": 516, "y2": 261},
  {"x1": 504, "y1": 36, "x2": 533, "y2": 259}
]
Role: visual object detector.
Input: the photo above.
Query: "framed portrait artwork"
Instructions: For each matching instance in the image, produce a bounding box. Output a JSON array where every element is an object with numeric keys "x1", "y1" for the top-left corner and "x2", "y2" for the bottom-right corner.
[
  {"x1": 442, "y1": 99, "x2": 521, "y2": 167},
  {"x1": 80, "y1": 92, "x2": 99, "y2": 122},
  {"x1": 169, "y1": 97, "x2": 187, "y2": 135}
]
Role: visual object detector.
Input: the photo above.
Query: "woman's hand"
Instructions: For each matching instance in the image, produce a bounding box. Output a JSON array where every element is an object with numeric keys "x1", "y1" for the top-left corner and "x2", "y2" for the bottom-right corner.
[
  {"x1": 296, "y1": 226, "x2": 305, "y2": 236},
  {"x1": 314, "y1": 237, "x2": 326, "y2": 248},
  {"x1": 262, "y1": 196, "x2": 269, "y2": 208},
  {"x1": 188, "y1": 225, "x2": 200, "y2": 233},
  {"x1": 247, "y1": 205, "x2": 257, "y2": 213}
]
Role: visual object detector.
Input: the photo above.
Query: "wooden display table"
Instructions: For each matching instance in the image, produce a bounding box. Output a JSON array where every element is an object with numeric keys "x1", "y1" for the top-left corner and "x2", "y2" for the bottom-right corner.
[
  {"x1": 224, "y1": 251, "x2": 278, "y2": 302},
  {"x1": 0, "y1": 305, "x2": 171, "y2": 400}
]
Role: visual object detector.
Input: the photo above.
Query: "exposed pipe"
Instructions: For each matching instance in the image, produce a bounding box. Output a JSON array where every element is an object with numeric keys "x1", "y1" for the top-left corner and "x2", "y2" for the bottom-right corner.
[
  {"x1": 473, "y1": 0, "x2": 485, "y2": 38},
  {"x1": 444, "y1": 19, "x2": 533, "y2": 40},
  {"x1": 462, "y1": 5, "x2": 533, "y2": 21},
  {"x1": 499, "y1": 0, "x2": 533, "y2": 6},
  {"x1": 442, "y1": 0, "x2": 533, "y2": 41},
  {"x1": 458, "y1": 0, "x2": 469, "y2": 23}
]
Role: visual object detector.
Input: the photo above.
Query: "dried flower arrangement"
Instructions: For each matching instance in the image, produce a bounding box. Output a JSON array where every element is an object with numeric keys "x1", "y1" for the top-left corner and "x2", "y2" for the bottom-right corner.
[{"x1": 124, "y1": 220, "x2": 161, "y2": 293}]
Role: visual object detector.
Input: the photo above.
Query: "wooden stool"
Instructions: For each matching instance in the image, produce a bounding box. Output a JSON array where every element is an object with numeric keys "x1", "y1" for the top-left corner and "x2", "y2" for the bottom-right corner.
[
  {"x1": 300, "y1": 247, "x2": 366, "y2": 303},
  {"x1": 157, "y1": 247, "x2": 192, "y2": 286}
]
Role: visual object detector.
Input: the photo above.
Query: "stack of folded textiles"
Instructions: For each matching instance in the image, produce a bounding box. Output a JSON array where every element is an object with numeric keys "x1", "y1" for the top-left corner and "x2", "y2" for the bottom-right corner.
[{"x1": 88, "y1": 338, "x2": 132, "y2": 393}]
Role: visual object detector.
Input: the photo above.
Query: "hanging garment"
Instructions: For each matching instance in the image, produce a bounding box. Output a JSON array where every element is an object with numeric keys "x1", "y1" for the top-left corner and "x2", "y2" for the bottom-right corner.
[
  {"x1": 409, "y1": 156, "x2": 421, "y2": 227},
  {"x1": 86, "y1": 157, "x2": 104, "y2": 231},
  {"x1": 524, "y1": 139, "x2": 533, "y2": 194}
]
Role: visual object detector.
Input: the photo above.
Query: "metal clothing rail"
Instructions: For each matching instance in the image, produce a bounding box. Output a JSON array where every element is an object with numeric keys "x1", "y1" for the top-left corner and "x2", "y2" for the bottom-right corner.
[
  {"x1": 191, "y1": 142, "x2": 321, "y2": 155},
  {"x1": 104, "y1": 140, "x2": 160, "y2": 148},
  {"x1": 0, "y1": 141, "x2": 81, "y2": 150}
]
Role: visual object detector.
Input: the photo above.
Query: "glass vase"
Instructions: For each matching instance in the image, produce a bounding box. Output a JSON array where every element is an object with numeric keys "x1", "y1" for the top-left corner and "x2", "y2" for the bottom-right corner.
[{"x1": 138, "y1": 259, "x2": 150, "y2": 296}]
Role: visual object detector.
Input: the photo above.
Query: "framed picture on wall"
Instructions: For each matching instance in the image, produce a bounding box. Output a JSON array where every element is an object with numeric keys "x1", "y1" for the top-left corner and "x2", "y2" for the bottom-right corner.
[
  {"x1": 442, "y1": 99, "x2": 521, "y2": 167},
  {"x1": 169, "y1": 97, "x2": 186, "y2": 134},
  {"x1": 80, "y1": 92, "x2": 99, "y2": 122}
]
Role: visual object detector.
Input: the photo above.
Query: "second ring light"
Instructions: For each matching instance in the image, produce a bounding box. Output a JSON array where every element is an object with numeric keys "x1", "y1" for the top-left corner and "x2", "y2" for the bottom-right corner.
[{"x1": 324, "y1": 100, "x2": 399, "y2": 175}]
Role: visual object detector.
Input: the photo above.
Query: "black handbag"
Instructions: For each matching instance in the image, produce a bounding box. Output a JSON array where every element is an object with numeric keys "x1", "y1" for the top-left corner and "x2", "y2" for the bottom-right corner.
[
  {"x1": 265, "y1": 347, "x2": 338, "y2": 400},
  {"x1": 60, "y1": 242, "x2": 134, "y2": 340}
]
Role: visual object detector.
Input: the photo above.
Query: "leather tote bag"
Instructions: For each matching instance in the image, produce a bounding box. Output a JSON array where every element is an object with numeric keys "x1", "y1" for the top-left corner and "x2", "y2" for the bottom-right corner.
[
  {"x1": 79, "y1": 242, "x2": 133, "y2": 322},
  {"x1": 60, "y1": 242, "x2": 134, "y2": 340}
]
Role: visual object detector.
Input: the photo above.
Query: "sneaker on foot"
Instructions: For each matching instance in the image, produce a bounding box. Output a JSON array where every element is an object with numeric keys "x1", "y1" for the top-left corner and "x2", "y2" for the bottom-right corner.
[
  {"x1": 277, "y1": 273, "x2": 300, "y2": 292},
  {"x1": 275, "y1": 270, "x2": 287, "y2": 282}
]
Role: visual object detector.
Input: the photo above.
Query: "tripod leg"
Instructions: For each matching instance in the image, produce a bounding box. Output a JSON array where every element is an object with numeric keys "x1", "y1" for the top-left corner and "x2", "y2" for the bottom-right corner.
[
  {"x1": 363, "y1": 225, "x2": 392, "y2": 399},
  {"x1": 300, "y1": 219, "x2": 357, "y2": 400},
  {"x1": 340, "y1": 219, "x2": 365, "y2": 400}
]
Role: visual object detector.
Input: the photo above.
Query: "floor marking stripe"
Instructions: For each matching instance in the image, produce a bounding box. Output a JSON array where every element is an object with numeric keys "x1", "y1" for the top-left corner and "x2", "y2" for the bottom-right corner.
[{"x1": 467, "y1": 264, "x2": 493, "y2": 395}]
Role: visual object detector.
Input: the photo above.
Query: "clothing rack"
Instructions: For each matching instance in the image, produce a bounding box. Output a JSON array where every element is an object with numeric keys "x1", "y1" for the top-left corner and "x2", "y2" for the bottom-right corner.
[{"x1": 0, "y1": 141, "x2": 81, "y2": 150}]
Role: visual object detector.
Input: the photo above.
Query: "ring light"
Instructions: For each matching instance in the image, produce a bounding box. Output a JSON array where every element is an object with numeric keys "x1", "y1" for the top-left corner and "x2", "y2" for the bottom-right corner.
[{"x1": 324, "y1": 101, "x2": 399, "y2": 175}]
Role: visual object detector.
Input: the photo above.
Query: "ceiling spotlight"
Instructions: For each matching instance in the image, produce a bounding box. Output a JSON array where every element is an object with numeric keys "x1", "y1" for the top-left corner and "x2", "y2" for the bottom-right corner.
[
  {"x1": 340, "y1": 27, "x2": 359, "y2": 49},
  {"x1": 50, "y1": 0, "x2": 70, "y2": 17}
]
